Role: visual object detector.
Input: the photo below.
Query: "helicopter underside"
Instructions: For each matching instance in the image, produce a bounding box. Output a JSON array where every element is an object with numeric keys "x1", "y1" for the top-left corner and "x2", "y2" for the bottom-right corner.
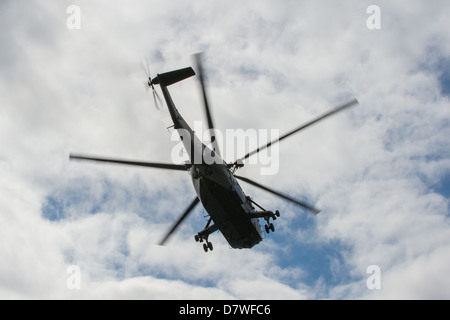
[
  {"x1": 195, "y1": 176, "x2": 263, "y2": 250},
  {"x1": 69, "y1": 58, "x2": 354, "y2": 252}
]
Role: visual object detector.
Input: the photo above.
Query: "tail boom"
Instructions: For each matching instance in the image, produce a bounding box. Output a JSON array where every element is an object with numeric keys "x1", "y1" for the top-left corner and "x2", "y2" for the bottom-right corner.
[{"x1": 152, "y1": 67, "x2": 195, "y2": 87}]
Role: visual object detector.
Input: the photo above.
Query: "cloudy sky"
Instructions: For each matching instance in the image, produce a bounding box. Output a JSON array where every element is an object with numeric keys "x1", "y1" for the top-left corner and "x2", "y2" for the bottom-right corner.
[{"x1": 1, "y1": 0, "x2": 450, "y2": 299}]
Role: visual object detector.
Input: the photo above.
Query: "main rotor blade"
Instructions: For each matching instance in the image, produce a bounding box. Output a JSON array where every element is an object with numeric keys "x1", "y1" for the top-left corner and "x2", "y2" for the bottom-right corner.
[
  {"x1": 236, "y1": 98, "x2": 359, "y2": 163},
  {"x1": 70, "y1": 154, "x2": 187, "y2": 171},
  {"x1": 159, "y1": 197, "x2": 200, "y2": 245},
  {"x1": 194, "y1": 53, "x2": 221, "y2": 157},
  {"x1": 234, "y1": 175, "x2": 321, "y2": 215}
]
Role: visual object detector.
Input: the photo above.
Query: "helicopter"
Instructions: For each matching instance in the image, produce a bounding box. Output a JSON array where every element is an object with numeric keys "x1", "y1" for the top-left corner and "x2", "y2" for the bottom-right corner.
[{"x1": 70, "y1": 53, "x2": 358, "y2": 252}]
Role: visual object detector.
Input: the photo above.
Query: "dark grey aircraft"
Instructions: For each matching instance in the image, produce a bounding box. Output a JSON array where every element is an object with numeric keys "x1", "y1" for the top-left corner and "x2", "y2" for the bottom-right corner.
[{"x1": 70, "y1": 54, "x2": 358, "y2": 252}]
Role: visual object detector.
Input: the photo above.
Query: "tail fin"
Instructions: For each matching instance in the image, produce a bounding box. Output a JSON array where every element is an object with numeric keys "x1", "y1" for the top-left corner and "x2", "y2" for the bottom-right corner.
[{"x1": 152, "y1": 67, "x2": 195, "y2": 86}]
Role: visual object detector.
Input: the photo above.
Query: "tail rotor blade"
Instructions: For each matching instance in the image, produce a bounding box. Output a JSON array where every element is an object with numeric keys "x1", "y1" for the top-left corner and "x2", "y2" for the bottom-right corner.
[
  {"x1": 143, "y1": 81, "x2": 150, "y2": 92},
  {"x1": 152, "y1": 90, "x2": 160, "y2": 110},
  {"x1": 141, "y1": 58, "x2": 150, "y2": 78},
  {"x1": 154, "y1": 88, "x2": 164, "y2": 109},
  {"x1": 141, "y1": 58, "x2": 163, "y2": 110}
]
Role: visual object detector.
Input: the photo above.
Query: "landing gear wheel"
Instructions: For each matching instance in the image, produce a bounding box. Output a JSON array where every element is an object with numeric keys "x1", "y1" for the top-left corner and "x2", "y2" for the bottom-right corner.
[
  {"x1": 203, "y1": 241, "x2": 213, "y2": 252},
  {"x1": 275, "y1": 210, "x2": 280, "y2": 217},
  {"x1": 269, "y1": 223, "x2": 275, "y2": 232},
  {"x1": 194, "y1": 234, "x2": 200, "y2": 242},
  {"x1": 265, "y1": 223, "x2": 275, "y2": 234}
]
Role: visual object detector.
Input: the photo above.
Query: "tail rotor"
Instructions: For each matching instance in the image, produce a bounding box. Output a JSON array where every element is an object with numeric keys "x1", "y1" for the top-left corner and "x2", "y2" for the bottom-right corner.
[{"x1": 141, "y1": 59, "x2": 163, "y2": 110}]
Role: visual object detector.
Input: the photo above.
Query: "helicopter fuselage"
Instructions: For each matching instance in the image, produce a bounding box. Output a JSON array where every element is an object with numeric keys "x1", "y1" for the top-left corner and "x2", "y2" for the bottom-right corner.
[
  {"x1": 190, "y1": 164, "x2": 263, "y2": 248},
  {"x1": 70, "y1": 62, "x2": 352, "y2": 252},
  {"x1": 159, "y1": 74, "x2": 264, "y2": 249}
]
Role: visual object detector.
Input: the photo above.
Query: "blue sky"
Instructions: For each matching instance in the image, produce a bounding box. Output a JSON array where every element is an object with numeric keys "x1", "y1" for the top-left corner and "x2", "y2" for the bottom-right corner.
[{"x1": 1, "y1": 0, "x2": 450, "y2": 299}]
